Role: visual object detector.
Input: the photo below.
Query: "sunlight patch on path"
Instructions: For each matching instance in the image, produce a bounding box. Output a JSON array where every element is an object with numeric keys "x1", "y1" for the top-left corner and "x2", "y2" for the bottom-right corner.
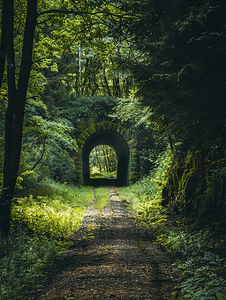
[{"x1": 38, "y1": 189, "x2": 180, "y2": 300}]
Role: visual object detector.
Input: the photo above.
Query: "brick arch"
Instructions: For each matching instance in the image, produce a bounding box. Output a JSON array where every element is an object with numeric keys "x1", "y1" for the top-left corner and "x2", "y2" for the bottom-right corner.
[{"x1": 75, "y1": 121, "x2": 139, "y2": 186}]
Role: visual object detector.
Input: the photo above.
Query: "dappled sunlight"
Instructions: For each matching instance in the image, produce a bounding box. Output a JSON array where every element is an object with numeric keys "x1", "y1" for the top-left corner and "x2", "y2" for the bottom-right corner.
[
  {"x1": 89, "y1": 145, "x2": 118, "y2": 180},
  {"x1": 38, "y1": 191, "x2": 178, "y2": 300}
]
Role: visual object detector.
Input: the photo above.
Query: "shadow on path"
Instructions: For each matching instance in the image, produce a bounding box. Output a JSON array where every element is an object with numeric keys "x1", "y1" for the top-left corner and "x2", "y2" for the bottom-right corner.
[{"x1": 36, "y1": 190, "x2": 180, "y2": 300}]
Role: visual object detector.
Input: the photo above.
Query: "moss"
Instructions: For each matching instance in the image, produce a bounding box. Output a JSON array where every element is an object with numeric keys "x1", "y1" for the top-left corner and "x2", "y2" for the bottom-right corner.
[{"x1": 164, "y1": 146, "x2": 226, "y2": 231}]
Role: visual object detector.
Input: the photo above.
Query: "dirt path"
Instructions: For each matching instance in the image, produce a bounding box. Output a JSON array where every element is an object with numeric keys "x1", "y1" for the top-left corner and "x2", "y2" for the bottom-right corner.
[{"x1": 37, "y1": 190, "x2": 180, "y2": 300}]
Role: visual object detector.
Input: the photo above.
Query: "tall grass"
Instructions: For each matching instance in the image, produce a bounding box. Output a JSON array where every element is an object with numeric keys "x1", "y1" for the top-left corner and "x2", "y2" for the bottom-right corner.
[
  {"x1": 0, "y1": 231, "x2": 60, "y2": 300},
  {"x1": 11, "y1": 180, "x2": 94, "y2": 238},
  {"x1": 118, "y1": 147, "x2": 172, "y2": 224},
  {"x1": 0, "y1": 180, "x2": 94, "y2": 300}
]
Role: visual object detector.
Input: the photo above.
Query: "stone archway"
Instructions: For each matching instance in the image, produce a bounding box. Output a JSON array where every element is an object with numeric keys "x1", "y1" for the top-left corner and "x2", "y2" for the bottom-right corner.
[{"x1": 75, "y1": 120, "x2": 139, "y2": 186}]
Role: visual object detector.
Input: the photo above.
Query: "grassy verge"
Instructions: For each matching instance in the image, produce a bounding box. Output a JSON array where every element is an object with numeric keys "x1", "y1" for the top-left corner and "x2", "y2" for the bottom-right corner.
[
  {"x1": 0, "y1": 180, "x2": 94, "y2": 300},
  {"x1": 118, "y1": 149, "x2": 226, "y2": 300},
  {"x1": 120, "y1": 180, "x2": 226, "y2": 299},
  {"x1": 12, "y1": 181, "x2": 94, "y2": 239},
  {"x1": 94, "y1": 187, "x2": 110, "y2": 210}
]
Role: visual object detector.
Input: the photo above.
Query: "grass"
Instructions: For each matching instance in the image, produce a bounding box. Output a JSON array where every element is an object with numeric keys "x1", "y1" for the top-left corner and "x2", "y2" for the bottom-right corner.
[
  {"x1": 11, "y1": 180, "x2": 94, "y2": 239},
  {"x1": 0, "y1": 180, "x2": 95, "y2": 300},
  {"x1": 118, "y1": 158, "x2": 226, "y2": 300},
  {"x1": 118, "y1": 176, "x2": 167, "y2": 226},
  {"x1": 90, "y1": 172, "x2": 106, "y2": 179},
  {"x1": 94, "y1": 187, "x2": 110, "y2": 210},
  {"x1": 0, "y1": 181, "x2": 112, "y2": 300},
  {"x1": 120, "y1": 178, "x2": 226, "y2": 299},
  {"x1": 90, "y1": 169, "x2": 117, "y2": 179}
]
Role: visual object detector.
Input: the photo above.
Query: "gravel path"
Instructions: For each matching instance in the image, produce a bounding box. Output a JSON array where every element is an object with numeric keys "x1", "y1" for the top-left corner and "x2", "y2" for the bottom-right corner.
[{"x1": 38, "y1": 190, "x2": 180, "y2": 300}]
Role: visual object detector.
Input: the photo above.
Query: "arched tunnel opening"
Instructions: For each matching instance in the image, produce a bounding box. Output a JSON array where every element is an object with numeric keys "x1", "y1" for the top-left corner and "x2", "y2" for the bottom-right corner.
[{"x1": 82, "y1": 131, "x2": 130, "y2": 186}]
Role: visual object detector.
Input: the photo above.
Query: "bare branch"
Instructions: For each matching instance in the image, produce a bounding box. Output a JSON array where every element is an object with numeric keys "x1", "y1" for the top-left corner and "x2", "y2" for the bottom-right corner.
[{"x1": 30, "y1": 137, "x2": 47, "y2": 171}]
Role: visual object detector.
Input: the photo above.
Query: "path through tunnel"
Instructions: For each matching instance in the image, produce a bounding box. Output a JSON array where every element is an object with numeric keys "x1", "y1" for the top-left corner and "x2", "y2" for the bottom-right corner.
[{"x1": 82, "y1": 131, "x2": 130, "y2": 186}]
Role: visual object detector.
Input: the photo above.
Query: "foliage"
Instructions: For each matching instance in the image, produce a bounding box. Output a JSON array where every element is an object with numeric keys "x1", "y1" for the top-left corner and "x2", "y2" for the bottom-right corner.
[
  {"x1": 0, "y1": 177, "x2": 96, "y2": 300},
  {"x1": 123, "y1": 182, "x2": 226, "y2": 300},
  {"x1": 112, "y1": 95, "x2": 157, "y2": 176},
  {"x1": 112, "y1": 95, "x2": 153, "y2": 130},
  {"x1": 158, "y1": 227, "x2": 226, "y2": 300},
  {"x1": 57, "y1": 95, "x2": 117, "y2": 123},
  {"x1": 1, "y1": 0, "x2": 226, "y2": 296},
  {"x1": 0, "y1": 231, "x2": 60, "y2": 300},
  {"x1": 162, "y1": 145, "x2": 226, "y2": 229},
  {"x1": 84, "y1": 226, "x2": 97, "y2": 242},
  {"x1": 20, "y1": 97, "x2": 78, "y2": 185},
  {"x1": 90, "y1": 145, "x2": 117, "y2": 175},
  {"x1": 114, "y1": 0, "x2": 226, "y2": 229},
  {"x1": 90, "y1": 169, "x2": 106, "y2": 179},
  {"x1": 0, "y1": 180, "x2": 95, "y2": 299},
  {"x1": 118, "y1": 146, "x2": 172, "y2": 223},
  {"x1": 120, "y1": 143, "x2": 226, "y2": 299},
  {"x1": 11, "y1": 181, "x2": 94, "y2": 239}
]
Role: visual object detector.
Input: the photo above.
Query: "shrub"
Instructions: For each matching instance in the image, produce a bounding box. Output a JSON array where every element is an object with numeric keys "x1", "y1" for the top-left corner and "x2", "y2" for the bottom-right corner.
[
  {"x1": 11, "y1": 181, "x2": 94, "y2": 239},
  {"x1": 0, "y1": 231, "x2": 60, "y2": 300}
]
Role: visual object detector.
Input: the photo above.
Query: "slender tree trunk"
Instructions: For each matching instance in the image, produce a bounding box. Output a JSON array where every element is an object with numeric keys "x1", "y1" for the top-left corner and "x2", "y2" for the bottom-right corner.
[
  {"x1": 0, "y1": 0, "x2": 38, "y2": 235},
  {"x1": 103, "y1": 68, "x2": 112, "y2": 96},
  {"x1": 95, "y1": 146, "x2": 102, "y2": 173},
  {"x1": 102, "y1": 145, "x2": 109, "y2": 172},
  {"x1": 0, "y1": 0, "x2": 8, "y2": 88}
]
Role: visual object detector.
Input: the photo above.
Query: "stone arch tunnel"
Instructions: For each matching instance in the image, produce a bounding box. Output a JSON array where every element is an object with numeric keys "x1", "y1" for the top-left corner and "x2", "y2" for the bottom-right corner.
[{"x1": 75, "y1": 118, "x2": 139, "y2": 186}]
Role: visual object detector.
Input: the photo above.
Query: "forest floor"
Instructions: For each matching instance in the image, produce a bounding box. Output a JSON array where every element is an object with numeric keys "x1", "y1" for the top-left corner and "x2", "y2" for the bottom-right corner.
[{"x1": 35, "y1": 188, "x2": 181, "y2": 300}]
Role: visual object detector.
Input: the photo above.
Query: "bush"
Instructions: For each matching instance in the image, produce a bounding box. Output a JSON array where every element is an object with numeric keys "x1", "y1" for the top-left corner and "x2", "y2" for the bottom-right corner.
[
  {"x1": 12, "y1": 181, "x2": 94, "y2": 239},
  {"x1": 118, "y1": 146, "x2": 172, "y2": 221},
  {"x1": 0, "y1": 231, "x2": 60, "y2": 300}
]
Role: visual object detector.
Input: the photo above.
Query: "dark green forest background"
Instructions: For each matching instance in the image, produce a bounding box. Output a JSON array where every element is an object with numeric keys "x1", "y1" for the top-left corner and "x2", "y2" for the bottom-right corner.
[
  {"x1": 0, "y1": 0, "x2": 226, "y2": 298},
  {"x1": 1, "y1": 0, "x2": 226, "y2": 231}
]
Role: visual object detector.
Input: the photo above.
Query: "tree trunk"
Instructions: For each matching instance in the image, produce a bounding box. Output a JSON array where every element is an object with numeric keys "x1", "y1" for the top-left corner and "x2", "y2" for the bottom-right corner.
[
  {"x1": 95, "y1": 146, "x2": 102, "y2": 173},
  {"x1": 102, "y1": 145, "x2": 109, "y2": 172},
  {"x1": 0, "y1": 0, "x2": 38, "y2": 236},
  {"x1": 0, "y1": 0, "x2": 8, "y2": 88}
]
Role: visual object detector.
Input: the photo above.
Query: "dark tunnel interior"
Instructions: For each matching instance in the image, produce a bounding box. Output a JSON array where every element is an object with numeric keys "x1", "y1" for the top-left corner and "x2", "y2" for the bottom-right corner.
[{"x1": 82, "y1": 131, "x2": 130, "y2": 187}]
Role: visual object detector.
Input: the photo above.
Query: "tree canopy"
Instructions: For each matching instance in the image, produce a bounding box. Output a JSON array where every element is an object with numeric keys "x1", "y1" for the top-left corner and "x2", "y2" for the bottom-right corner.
[
  {"x1": 114, "y1": 0, "x2": 226, "y2": 228},
  {"x1": 0, "y1": 0, "x2": 226, "y2": 234}
]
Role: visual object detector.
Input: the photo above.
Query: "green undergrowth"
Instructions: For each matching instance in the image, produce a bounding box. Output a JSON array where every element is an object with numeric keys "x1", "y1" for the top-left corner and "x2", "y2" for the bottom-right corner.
[
  {"x1": 0, "y1": 230, "x2": 61, "y2": 300},
  {"x1": 121, "y1": 184, "x2": 226, "y2": 299},
  {"x1": 90, "y1": 170, "x2": 117, "y2": 179},
  {"x1": 156, "y1": 224, "x2": 226, "y2": 300},
  {"x1": 119, "y1": 149, "x2": 226, "y2": 300},
  {"x1": 94, "y1": 187, "x2": 110, "y2": 210},
  {"x1": 118, "y1": 148, "x2": 172, "y2": 225},
  {"x1": 0, "y1": 181, "x2": 95, "y2": 300},
  {"x1": 84, "y1": 226, "x2": 98, "y2": 242},
  {"x1": 90, "y1": 172, "x2": 106, "y2": 178},
  {"x1": 12, "y1": 181, "x2": 94, "y2": 239}
]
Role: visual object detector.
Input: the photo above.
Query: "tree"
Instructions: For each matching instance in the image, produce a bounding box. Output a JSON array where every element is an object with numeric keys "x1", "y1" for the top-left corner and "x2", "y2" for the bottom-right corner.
[
  {"x1": 0, "y1": 0, "x2": 136, "y2": 235},
  {"x1": 0, "y1": 0, "x2": 38, "y2": 235},
  {"x1": 114, "y1": 0, "x2": 226, "y2": 228}
]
